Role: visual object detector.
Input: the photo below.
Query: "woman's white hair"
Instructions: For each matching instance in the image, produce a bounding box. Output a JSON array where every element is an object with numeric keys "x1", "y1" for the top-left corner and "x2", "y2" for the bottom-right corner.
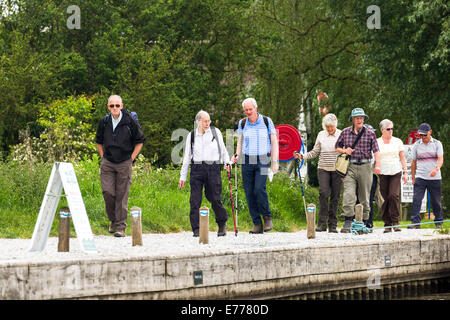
[
  {"x1": 322, "y1": 113, "x2": 338, "y2": 130},
  {"x1": 242, "y1": 97, "x2": 258, "y2": 109},
  {"x1": 379, "y1": 119, "x2": 393, "y2": 131}
]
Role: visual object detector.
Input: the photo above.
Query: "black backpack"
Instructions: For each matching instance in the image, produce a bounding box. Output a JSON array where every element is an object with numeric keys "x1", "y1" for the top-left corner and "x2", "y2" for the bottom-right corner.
[
  {"x1": 190, "y1": 126, "x2": 222, "y2": 163},
  {"x1": 239, "y1": 116, "x2": 269, "y2": 132},
  {"x1": 103, "y1": 110, "x2": 140, "y2": 136}
]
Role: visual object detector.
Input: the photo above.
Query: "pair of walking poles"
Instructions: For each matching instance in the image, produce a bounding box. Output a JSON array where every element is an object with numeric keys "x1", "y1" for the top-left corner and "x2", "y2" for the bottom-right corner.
[{"x1": 226, "y1": 164, "x2": 239, "y2": 236}]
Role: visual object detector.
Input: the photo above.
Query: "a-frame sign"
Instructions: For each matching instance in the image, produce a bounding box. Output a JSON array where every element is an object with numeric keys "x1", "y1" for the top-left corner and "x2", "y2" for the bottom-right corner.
[{"x1": 28, "y1": 162, "x2": 97, "y2": 253}]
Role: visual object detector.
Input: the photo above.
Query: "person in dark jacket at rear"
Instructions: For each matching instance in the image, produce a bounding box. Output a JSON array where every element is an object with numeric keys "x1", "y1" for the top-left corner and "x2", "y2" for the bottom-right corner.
[{"x1": 95, "y1": 95, "x2": 146, "y2": 237}]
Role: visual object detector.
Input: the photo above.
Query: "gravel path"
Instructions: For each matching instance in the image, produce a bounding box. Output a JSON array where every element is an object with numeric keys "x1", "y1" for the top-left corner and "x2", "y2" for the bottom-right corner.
[{"x1": 1, "y1": 228, "x2": 448, "y2": 266}]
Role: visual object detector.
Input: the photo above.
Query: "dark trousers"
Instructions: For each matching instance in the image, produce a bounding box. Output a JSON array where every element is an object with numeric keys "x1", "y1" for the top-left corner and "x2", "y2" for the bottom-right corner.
[
  {"x1": 317, "y1": 169, "x2": 342, "y2": 228},
  {"x1": 379, "y1": 172, "x2": 401, "y2": 227},
  {"x1": 411, "y1": 178, "x2": 443, "y2": 224},
  {"x1": 241, "y1": 155, "x2": 271, "y2": 226},
  {"x1": 189, "y1": 163, "x2": 228, "y2": 232},
  {"x1": 100, "y1": 158, "x2": 133, "y2": 232}
]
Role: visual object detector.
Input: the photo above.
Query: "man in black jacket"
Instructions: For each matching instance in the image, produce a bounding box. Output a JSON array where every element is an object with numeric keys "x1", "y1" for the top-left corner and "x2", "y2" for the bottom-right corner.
[{"x1": 95, "y1": 95, "x2": 146, "y2": 237}]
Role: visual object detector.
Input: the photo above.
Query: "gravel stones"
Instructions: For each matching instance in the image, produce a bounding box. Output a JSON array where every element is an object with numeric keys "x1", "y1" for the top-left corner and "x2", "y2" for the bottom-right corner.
[{"x1": 1, "y1": 228, "x2": 447, "y2": 266}]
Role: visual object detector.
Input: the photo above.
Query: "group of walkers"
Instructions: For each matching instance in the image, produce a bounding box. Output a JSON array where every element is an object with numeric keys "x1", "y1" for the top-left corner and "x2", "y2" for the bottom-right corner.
[
  {"x1": 295, "y1": 108, "x2": 444, "y2": 233},
  {"x1": 95, "y1": 95, "x2": 444, "y2": 237}
]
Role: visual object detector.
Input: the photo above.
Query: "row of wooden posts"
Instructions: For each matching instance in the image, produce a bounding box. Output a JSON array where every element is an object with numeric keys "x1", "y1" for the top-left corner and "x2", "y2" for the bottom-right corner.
[
  {"x1": 57, "y1": 206, "x2": 144, "y2": 252},
  {"x1": 56, "y1": 203, "x2": 364, "y2": 252},
  {"x1": 57, "y1": 205, "x2": 209, "y2": 252}
]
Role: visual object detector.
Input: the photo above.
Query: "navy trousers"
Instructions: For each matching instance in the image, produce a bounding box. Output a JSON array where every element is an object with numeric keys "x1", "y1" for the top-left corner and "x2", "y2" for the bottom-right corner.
[
  {"x1": 189, "y1": 163, "x2": 228, "y2": 232},
  {"x1": 411, "y1": 178, "x2": 443, "y2": 225},
  {"x1": 241, "y1": 155, "x2": 271, "y2": 226}
]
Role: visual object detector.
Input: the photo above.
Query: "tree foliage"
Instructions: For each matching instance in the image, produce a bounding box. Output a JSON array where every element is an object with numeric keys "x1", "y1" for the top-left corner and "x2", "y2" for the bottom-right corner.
[{"x1": 0, "y1": 0, "x2": 448, "y2": 209}]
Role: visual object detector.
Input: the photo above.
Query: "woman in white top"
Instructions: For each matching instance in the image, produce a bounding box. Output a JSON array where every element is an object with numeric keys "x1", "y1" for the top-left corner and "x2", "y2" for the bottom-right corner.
[
  {"x1": 377, "y1": 119, "x2": 408, "y2": 232},
  {"x1": 294, "y1": 113, "x2": 342, "y2": 233}
]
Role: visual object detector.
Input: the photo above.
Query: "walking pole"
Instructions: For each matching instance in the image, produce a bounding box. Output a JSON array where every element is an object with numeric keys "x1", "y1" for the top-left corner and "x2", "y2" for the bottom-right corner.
[
  {"x1": 235, "y1": 162, "x2": 238, "y2": 232},
  {"x1": 294, "y1": 152, "x2": 307, "y2": 215},
  {"x1": 227, "y1": 166, "x2": 238, "y2": 236}
]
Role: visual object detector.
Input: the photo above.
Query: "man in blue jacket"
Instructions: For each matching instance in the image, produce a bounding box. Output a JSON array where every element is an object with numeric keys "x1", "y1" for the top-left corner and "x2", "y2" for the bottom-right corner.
[{"x1": 95, "y1": 95, "x2": 146, "y2": 237}]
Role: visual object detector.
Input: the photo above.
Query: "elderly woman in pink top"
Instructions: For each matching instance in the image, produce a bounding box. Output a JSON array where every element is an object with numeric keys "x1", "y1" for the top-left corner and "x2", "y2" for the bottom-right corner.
[{"x1": 377, "y1": 119, "x2": 408, "y2": 232}]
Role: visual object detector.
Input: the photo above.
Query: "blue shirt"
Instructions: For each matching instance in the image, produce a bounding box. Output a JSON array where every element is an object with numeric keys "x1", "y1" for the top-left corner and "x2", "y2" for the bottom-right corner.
[{"x1": 238, "y1": 114, "x2": 276, "y2": 156}]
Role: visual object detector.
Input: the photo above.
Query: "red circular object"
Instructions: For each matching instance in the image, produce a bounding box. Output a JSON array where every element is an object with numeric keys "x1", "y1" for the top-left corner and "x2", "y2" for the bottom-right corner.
[{"x1": 275, "y1": 124, "x2": 302, "y2": 161}]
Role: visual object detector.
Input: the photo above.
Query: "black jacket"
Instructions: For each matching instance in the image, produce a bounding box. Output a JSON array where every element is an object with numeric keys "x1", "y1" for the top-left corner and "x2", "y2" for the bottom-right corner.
[{"x1": 95, "y1": 110, "x2": 146, "y2": 163}]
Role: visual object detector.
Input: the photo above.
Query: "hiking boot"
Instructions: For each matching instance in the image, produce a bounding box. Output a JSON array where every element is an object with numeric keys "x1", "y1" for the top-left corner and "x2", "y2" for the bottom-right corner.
[
  {"x1": 217, "y1": 225, "x2": 227, "y2": 237},
  {"x1": 363, "y1": 219, "x2": 373, "y2": 229},
  {"x1": 249, "y1": 224, "x2": 263, "y2": 234},
  {"x1": 114, "y1": 230, "x2": 126, "y2": 237},
  {"x1": 328, "y1": 226, "x2": 338, "y2": 233},
  {"x1": 316, "y1": 225, "x2": 327, "y2": 232},
  {"x1": 383, "y1": 228, "x2": 392, "y2": 233},
  {"x1": 263, "y1": 217, "x2": 273, "y2": 232},
  {"x1": 393, "y1": 227, "x2": 401, "y2": 232},
  {"x1": 407, "y1": 225, "x2": 420, "y2": 229},
  {"x1": 108, "y1": 224, "x2": 115, "y2": 234},
  {"x1": 193, "y1": 229, "x2": 199, "y2": 237},
  {"x1": 340, "y1": 218, "x2": 353, "y2": 233}
]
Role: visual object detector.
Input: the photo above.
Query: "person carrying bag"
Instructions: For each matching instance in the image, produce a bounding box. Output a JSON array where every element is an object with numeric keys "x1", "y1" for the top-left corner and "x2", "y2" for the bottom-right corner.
[{"x1": 335, "y1": 126, "x2": 366, "y2": 178}]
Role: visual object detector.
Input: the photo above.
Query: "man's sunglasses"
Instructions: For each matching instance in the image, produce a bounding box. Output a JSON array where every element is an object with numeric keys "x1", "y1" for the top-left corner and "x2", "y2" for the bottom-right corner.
[
  {"x1": 109, "y1": 104, "x2": 121, "y2": 108},
  {"x1": 385, "y1": 128, "x2": 394, "y2": 131},
  {"x1": 419, "y1": 133, "x2": 428, "y2": 137}
]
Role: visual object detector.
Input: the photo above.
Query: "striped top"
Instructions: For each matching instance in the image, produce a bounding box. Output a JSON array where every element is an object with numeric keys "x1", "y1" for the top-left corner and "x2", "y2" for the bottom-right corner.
[
  {"x1": 304, "y1": 129, "x2": 342, "y2": 171},
  {"x1": 412, "y1": 137, "x2": 443, "y2": 180},
  {"x1": 237, "y1": 114, "x2": 276, "y2": 156}
]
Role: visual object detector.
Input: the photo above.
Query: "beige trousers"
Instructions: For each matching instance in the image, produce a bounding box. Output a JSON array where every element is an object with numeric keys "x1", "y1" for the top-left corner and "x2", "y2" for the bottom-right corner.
[
  {"x1": 342, "y1": 163, "x2": 373, "y2": 219},
  {"x1": 100, "y1": 158, "x2": 133, "y2": 231}
]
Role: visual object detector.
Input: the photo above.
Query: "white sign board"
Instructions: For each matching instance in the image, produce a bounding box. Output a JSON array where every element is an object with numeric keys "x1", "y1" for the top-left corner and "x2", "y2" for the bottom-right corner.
[
  {"x1": 401, "y1": 145, "x2": 427, "y2": 212},
  {"x1": 28, "y1": 162, "x2": 97, "y2": 253}
]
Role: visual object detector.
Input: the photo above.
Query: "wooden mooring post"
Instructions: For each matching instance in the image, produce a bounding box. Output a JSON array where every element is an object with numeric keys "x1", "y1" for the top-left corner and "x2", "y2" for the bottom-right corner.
[
  {"x1": 58, "y1": 207, "x2": 70, "y2": 252},
  {"x1": 130, "y1": 206, "x2": 143, "y2": 246},
  {"x1": 199, "y1": 206, "x2": 209, "y2": 244},
  {"x1": 354, "y1": 204, "x2": 363, "y2": 234},
  {"x1": 306, "y1": 204, "x2": 316, "y2": 239}
]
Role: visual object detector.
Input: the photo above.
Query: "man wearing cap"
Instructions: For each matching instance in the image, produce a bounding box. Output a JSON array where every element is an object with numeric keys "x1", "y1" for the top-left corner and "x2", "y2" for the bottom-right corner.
[
  {"x1": 409, "y1": 123, "x2": 444, "y2": 228},
  {"x1": 335, "y1": 108, "x2": 381, "y2": 233}
]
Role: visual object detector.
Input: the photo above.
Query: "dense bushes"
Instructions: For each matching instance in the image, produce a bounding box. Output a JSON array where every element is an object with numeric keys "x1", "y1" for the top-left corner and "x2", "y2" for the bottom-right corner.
[{"x1": 0, "y1": 158, "x2": 319, "y2": 239}]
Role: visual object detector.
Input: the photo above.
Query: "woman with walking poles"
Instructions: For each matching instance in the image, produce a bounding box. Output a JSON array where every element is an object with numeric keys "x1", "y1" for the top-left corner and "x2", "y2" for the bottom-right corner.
[{"x1": 294, "y1": 114, "x2": 342, "y2": 233}]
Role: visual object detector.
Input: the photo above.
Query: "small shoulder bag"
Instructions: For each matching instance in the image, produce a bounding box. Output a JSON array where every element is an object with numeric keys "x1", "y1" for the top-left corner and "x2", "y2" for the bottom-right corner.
[{"x1": 335, "y1": 127, "x2": 366, "y2": 178}]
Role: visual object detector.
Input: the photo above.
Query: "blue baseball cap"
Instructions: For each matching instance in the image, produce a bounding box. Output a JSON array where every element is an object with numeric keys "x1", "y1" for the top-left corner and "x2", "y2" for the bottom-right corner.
[{"x1": 417, "y1": 123, "x2": 431, "y2": 134}]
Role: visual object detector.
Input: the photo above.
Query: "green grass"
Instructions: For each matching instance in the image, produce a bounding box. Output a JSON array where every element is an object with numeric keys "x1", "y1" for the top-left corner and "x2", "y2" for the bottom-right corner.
[{"x1": 0, "y1": 159, "x2": 448, "y2": 238}]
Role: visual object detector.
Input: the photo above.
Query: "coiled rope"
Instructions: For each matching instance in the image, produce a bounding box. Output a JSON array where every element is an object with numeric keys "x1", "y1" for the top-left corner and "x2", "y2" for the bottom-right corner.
[{"x1": 351, "y1": 219, "x2": 450, "y2": 235}]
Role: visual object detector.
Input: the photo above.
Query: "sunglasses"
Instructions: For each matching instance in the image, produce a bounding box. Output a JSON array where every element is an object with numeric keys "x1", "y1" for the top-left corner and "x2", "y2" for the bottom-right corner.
[
  {"x1": 385, "y1": 128, "x2": 394, "y2": 131},
  {"x1": 419, "y1": 133, "x2": 428, "y2": 137},
  {"x1": 109, "y1": 104, "x2": 121, "y2": 108}
]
